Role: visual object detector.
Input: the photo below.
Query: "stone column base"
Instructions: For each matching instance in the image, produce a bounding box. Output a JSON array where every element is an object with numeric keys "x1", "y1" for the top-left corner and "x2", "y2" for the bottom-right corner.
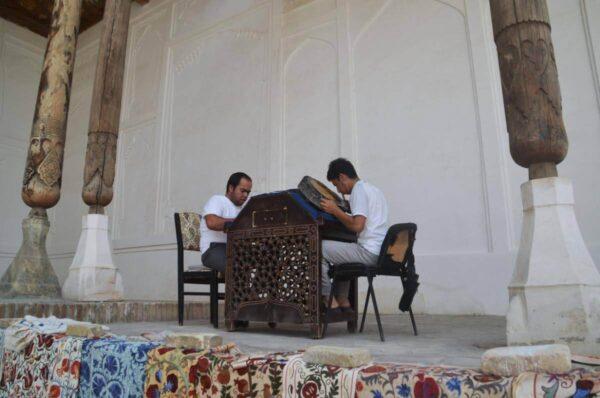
[
  {"x1": 507, "y1": 177, "x2": 600, "y2": 355},
  {"x1": 62, "y1": 214, "x2": 123, "y2": 301},
  {"x1": 0, "y1": 210, "x2": 61, "y2": 298}
]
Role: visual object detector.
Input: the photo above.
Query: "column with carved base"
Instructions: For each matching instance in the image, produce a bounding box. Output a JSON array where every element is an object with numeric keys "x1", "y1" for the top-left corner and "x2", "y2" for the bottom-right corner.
[
  {"x1": 0, "y1": 0, "x2": 82, "y2": 298},
  {"x1": 62, "y1": 0, "x2": 132, "y2": 301},
  {"x1": 490, "y1": 0, "x2": 600, "y2": 354}
]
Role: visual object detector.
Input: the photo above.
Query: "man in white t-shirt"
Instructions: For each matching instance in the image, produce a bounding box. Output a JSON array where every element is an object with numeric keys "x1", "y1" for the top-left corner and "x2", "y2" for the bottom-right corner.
[
  {"x1": 320, "y1": 158, "x2": 388, "y2": 312},
  {"x1": 200, "y1": 172, "x2": 252, "y2": 272}
]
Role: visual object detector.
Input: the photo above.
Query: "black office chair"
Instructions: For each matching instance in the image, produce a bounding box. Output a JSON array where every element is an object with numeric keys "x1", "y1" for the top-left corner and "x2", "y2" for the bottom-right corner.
[
  {"x1": 174, "y1": 212, "x2": 224, "y2": 328},
  {"x1": 323, "y1": 223, "x2": 419, "y2": 341}
]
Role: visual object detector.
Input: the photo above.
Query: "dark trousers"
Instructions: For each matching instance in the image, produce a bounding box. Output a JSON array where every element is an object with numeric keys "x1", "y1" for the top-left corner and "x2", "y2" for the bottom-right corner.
[{"x1": 201, "y1": 242, "x2": 226, "y2": 272}]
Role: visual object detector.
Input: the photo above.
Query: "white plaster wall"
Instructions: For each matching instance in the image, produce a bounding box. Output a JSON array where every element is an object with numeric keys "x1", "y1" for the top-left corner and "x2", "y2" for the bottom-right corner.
[{"x1": 1, "y1": 0, "x2": 599, "y2": 316}]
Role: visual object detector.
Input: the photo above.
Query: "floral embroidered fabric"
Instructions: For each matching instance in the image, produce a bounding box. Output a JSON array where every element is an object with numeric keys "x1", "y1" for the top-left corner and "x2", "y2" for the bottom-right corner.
[
  {"x1": 1, "y1": 321, "x2": 599, "y2": 398},
  {"x1": 179, "y1": 212, "x2": 201, "y2": 251},
  {"x1": 47, "y1": 336, "x2": 84, "y2": 398},
  {"x1": 78, "y1": 338, "x2": 158, "y2": 398}
]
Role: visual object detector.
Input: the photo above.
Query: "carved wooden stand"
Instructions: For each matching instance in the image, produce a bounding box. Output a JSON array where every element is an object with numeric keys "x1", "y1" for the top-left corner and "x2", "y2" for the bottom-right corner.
[{"x1": 225, "y1": 191, "x2": 357, "y2": 339}]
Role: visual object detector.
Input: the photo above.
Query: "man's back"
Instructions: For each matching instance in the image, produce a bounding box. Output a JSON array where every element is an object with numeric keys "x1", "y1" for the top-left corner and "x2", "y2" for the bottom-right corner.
[{"x1": 349, "y1": 180, "x2": 388, "y2": 255}]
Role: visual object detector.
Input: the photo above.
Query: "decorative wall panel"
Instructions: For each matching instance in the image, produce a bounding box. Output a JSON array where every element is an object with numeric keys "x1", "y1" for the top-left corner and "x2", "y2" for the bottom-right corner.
[
  {"x1": 123, "y1": 8, "x2": 169, "y2": 127},
  {"x1": 172, "y1": 0, "x2": 266, "y2": 38},
  {"x1": 351, "y1": 0, "x2": 488, "y2": 254},
  {"x1": 283, "y1": 24, "x2": 339, "y2": 187},
  {"x1": 164, "y1": 5, "x2": 270, "y2": 230}
]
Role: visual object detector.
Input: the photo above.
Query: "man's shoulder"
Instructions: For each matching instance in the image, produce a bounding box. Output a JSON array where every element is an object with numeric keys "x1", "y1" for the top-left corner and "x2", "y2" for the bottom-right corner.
[
  {"x1": 204, "y1": 195, "x2": 228, "y2": 210},
  {"x1": 207, "y1": 194, "x2": 227, "y2": 202}
]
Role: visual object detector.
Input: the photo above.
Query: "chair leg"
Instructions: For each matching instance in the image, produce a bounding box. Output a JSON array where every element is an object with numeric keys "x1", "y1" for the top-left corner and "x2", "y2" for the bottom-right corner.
[
  {"x1": 210, "y1": 273, "x2": 218, "y2": 328},
  {"x1": 322, "y1": 278, "x2": 336, "y2": 338},
  {"x1": 359, "y1": 281, "x2": 371, "y2": 333},
  {"x1": 409, "y1": 307, "x2": 418, "y2": 336},
  {"x1": 178, "y1": 282, "x2": 184, "y2": 326},
  {"x1": 368, "y1": 277, "x2": 385, "y2": 342}
]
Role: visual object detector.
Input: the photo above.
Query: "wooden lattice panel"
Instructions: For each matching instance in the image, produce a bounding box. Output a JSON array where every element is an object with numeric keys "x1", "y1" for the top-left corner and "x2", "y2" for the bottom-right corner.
[{"x1": 226, "y1": 225, "x2": 319, "y2": 325}]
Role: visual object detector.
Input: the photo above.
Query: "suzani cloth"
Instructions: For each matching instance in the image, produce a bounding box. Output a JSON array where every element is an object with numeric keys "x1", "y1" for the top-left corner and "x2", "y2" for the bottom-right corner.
[
  {"x1": 78, "y1": 338, "x2": 158, "y2": 398},
  {"x1": 282, "y1": 355, "x2": 367, "y2": 398},
  {"x1": 0, "y1": 332, "x2": 63, "y2": 397},
  {"x1": 355, "y1": 363, "x2": 514, "y2": 398},
  {"x1": 47, "y1": 336, "x2": 84, "y2": 398},
  {"x1": 512, "y1": 369, "x2": 600, "y2": 398},
  {"x1": 244, "y1": 351, "x2": 301, "y2": 398},
  {"x1": 144, "y1": 343, "x2": 252, "y2": 398},
  {"x1": 0, "y1": 329, "x2": 5, "y2": 380}
]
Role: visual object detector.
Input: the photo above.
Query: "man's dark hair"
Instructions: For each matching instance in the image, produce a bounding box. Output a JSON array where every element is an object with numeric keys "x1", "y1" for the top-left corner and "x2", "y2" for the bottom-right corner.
[
  {"x1": 226, "y1": 172, "x2": 252, "y2": 192},
  {"x1": 327, "y1": 158, "x2": 358, "y2": 180}
]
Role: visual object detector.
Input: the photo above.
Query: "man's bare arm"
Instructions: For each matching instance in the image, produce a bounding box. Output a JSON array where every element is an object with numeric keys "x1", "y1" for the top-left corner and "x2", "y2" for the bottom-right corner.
[{"x1": 204, "y1": 214, "x2": 235, "y2": 231}]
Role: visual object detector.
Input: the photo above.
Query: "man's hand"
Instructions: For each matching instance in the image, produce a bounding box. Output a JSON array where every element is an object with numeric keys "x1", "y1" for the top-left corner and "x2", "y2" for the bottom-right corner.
[
  {"x1": 321, "y1": 198, "x2": 366, "y2": 234},
  {"x1": 320, "y1": 198, "x2": 340, "y2": 216}
]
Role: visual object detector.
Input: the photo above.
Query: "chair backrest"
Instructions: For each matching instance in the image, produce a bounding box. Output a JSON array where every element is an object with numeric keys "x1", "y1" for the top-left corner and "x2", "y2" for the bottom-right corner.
[
  {"x1": 376, "y1": 223, "x2": 417, "y2": 276},
  {"x1": 174, "y1": 212, "x2": 202, "y2": 252}
]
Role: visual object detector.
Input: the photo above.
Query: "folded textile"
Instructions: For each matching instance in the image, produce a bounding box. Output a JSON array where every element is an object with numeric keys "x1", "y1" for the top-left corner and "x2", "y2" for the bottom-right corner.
[
  {"x1": 512, "y1": 369, "x2": 600, "y2": 398},
  {"x1": 355, "y1": 363, "x2": 514, "y2": 398},
  {"x1": 3, "y1": 316, "x2": 107, "y2": 353},
  {"x1": 0, "y1": 333, "x2": 64, "y2": 397},
  {"x1": 78, "y1": 338, "x2": 158, "y2": 398},
  {"x1": 0, "y1": 329, "x2": 5, "y2": 379},
  {"x1": 283, "y1": 355, "x2": 368, "y2": 398},
  {"x1": 144, "y1": 343, "x2": 248, "y2": 397},
  {"x1": 47, "y1": 336, "x2": 84, "y2": 398},
  {"x1": 245, "y1": 351, "x2": 301, "y2": 398}
]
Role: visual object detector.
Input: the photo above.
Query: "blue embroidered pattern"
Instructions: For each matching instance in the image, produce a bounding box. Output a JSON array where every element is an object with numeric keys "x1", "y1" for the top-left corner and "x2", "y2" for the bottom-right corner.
[{"x1": 78, "y1": 338, "x2": 158, "y2": 398}]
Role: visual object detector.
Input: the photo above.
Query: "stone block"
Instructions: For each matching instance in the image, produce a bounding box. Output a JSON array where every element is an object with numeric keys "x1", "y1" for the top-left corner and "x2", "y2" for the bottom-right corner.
[
  {"x1": 303, "y1": 346, "x2": 372, "y2": 368},
  {"x1": 65, "y1": 321, "x2": 108, "y2": 338},
  {"x1": 481, "y1": 344, "x2": 571, "y2": 376},
  {"x1": 165, "y1": 332, "x2": 223, "y2": 349}
]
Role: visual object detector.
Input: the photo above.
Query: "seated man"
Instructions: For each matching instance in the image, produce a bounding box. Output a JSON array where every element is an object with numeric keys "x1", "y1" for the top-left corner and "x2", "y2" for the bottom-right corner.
[
  {"x1": 320, "y1": 158, "x2": 388, "y2": 311},
  {"x1": 200, "y1": 172, "x2": 252, "y2": 272}
]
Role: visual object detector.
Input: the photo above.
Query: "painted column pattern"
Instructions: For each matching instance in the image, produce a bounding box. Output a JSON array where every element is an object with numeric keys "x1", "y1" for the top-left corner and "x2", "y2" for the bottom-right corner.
[{"x1": 489, "y1": 0, "x2": 568, "y2": 179}]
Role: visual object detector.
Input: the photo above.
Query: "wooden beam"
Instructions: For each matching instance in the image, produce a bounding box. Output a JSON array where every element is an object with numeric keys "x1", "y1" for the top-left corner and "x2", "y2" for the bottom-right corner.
[{"x1": 0, "y1": 4, "x2": 50, "y2": 36}]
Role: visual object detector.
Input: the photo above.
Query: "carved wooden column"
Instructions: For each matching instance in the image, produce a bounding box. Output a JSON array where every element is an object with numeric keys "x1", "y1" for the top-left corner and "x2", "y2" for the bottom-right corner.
[
  {"x1": 62, "y1": 0, "x2": 132, "y2": 301},
  {"x1": 0, "y1": 0, "x2": 82, "y2": 298},
  {"x1": 490, "y1": 0, "x2": 600, "y2": 354},
  {"x1": 490, "y1": 0, "x2": 568, "y2": 180}
]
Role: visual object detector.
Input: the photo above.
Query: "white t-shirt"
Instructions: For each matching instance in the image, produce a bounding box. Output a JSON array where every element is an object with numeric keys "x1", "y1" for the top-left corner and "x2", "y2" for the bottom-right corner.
[
  {"x1": 200, "y1": 195, "x2": 242, "y2": 254},
  {"x1": 349, "y1": 180, "x2": 388, "y2": 255}
]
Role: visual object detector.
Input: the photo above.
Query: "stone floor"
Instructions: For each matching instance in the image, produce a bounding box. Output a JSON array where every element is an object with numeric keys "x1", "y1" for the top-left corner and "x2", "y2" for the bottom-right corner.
[{"x1": 109, "y1": 314, "x2": 506, "y2": 368}]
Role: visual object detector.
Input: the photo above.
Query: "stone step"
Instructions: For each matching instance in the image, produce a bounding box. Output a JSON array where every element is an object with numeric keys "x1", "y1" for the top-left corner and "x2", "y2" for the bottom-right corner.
[{"x1": 0, "y1": 299, "x2": 217, "y2": 324}]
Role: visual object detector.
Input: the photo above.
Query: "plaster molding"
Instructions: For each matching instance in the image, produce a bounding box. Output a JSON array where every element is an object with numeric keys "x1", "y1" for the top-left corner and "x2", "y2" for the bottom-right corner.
[{"x1": 580, "y1": 0, "x2": 600, "y2": 116}]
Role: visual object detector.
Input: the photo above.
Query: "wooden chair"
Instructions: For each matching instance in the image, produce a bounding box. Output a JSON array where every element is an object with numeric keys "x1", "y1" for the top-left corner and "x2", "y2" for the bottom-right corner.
[
  {"x1": 323, "y1": 223, "x2": 419, "y2": 341},
  {"x1": 174, "y1": 212, "x2": 224, "y2": 327}
]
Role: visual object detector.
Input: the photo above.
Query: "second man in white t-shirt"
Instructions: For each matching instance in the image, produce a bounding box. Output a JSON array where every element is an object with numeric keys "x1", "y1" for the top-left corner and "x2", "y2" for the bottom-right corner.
[
  {"x1": 200, "y1": 172, "x2": 252, "y2": 272},
  {"x1": 320, "y1": 158, "x2": 389, "y2": 312}
]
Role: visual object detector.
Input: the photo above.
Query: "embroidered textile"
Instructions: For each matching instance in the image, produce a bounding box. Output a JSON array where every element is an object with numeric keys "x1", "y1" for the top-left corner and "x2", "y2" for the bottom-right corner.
[
  {"x1": 0, "y1": 333, "x2": 62, "y2": 397},
  {"x1": 78, "y1": 338, "x2": 158, "y2": 398},
  {"x1": 245, "y1": 351, "x2": 301, "y2": 398},
  {"x1": 47, "y1": 336, "x2": 84, "y2": 398},
  {"x1": 144, "y1": 343, "x2": 250, "y2": 398},
  {"x1": 0, "y1": 329, "x2": 5, "y2": 380},
  {"x1": 512, "y1": 369, "x2": 600, "y2": 398},
  {"x1": 354, "y1": 363, "x2": 514, "y2": 398},
  {"x1": 282, "y1": 355, "x2": 367, "y2": 398},
  {"x1": 179, "y1": 212, "x2": 201, "y2": 251}
]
